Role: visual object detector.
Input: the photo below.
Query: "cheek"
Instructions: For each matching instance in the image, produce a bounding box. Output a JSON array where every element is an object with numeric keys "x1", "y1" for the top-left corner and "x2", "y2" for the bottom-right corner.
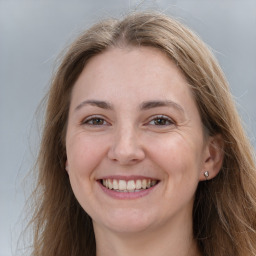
[
  {"x1": 67, "y1": 134, "x2": 107, "y2": 177},
  {"x1": 66, "y1": 134, "x2": 109, "y2": 211},
  {"x1": 147, "y1": 134, "x2": 203, "y2": 189}
]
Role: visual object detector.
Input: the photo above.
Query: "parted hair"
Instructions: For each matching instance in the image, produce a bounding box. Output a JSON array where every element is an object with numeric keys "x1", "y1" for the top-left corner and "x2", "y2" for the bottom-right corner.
[{"x1": 29, "y1": 12, "x2": 256, "y2": 256}]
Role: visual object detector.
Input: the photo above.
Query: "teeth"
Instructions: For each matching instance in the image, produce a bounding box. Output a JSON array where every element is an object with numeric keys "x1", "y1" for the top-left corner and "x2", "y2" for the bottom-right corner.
[
  {"x1": 135, "y1": 180, "x2": 142, "y2": 190},
  {"x1": 109, "y1": 180, "x2": 113, "y2": 189},
  {"x1": 119, "y1": 180, "x2": 126, "y2": 190},
  {"x1": 142, "y1": 179, "x2": 147, "y2": 189},
  {"x1": 102, "y1": 178, "x2": 158, "y2": 191},
  {"x1": 151, "y1": 180, "x2": 157, "y2": 186},
  {"x1": 127, "y1": 180, "x2": 136, "y2": 191},
  {"x1": 113, "y1": 179, "x2": 118, "y2": 190}
]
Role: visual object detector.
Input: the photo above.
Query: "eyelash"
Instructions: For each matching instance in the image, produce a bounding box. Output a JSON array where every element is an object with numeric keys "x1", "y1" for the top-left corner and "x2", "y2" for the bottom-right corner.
[
  {"x1": 147, "y1": 115, "x2": 175, "y2": 126},
  {"x1": 81, "y1": 115, "x2": 175, "y2": 127},
  {"x1": 81, "y1": 115, "x2": 109, "y2": 126}
]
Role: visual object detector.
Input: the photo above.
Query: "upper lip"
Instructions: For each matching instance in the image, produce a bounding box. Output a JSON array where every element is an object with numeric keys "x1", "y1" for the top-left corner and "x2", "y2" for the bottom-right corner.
[{"x1": 97, "y1": 175, "x2": 160, "y2": 181}]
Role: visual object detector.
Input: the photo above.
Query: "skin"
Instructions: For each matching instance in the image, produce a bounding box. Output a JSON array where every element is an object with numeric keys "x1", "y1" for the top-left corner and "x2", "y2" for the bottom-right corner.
[{"x1": 65, "y1": 46, "x2": 223, "y2": 256}]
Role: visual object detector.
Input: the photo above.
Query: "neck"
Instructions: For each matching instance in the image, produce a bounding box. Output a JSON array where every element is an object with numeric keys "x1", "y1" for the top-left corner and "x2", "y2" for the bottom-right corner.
[{"x1": 94, "y1": 213, "x2": 201, "y2": 256}]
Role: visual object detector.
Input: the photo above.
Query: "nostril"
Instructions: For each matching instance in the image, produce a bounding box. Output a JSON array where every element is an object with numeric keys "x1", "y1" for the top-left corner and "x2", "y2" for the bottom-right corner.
[
  {"x1": 107, "y1": 130, "x2": 145, "y2": 164},
  {"x1": 107, "y1": 146, "x2": 145, "y2": 165}
]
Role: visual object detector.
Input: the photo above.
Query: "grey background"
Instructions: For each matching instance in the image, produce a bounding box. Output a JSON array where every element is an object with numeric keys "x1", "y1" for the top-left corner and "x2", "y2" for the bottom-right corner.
[{"x1": 1, "y1": 0, "x2": 255, "y2": 255}]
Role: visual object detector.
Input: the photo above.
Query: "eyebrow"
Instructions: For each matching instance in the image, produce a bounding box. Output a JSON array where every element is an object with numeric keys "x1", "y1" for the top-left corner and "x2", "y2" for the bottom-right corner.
[
  {"x1": 74, "y1": 99, "x2": 184, "y2": 113},
  {"x1": 140, "y1": 100, "x2": 185, "y2": 113},
  {"x1": 75, "y1": 100, "x2": 113, "y2": 112}
]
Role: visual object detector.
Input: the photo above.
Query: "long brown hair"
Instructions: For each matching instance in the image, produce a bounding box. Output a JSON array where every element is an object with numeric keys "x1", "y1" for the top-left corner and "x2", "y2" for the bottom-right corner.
[{"x1": 29, "y1": 12, "x2": 256, "y2": 256}]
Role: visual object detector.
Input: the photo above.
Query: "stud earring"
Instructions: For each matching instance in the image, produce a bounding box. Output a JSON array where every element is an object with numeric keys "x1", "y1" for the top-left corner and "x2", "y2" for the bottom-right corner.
[{"x1": 204, "y1": 171, "x2": 209, "y2": 180}]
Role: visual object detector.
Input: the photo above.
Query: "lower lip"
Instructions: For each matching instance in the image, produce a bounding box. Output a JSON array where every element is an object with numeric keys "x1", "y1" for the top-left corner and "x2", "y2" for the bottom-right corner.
[{"x1": 98, "y1": 181, "x2": 159, "y2": 200}]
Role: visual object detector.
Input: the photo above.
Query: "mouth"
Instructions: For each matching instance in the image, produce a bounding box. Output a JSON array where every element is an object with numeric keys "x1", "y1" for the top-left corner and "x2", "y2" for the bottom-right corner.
[{"x1": 99, "y1": 178, "x2": 159, "y2": 192}]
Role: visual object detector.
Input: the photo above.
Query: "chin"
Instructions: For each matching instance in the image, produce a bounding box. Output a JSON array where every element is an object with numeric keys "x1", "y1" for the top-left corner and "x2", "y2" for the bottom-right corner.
[{"x1": 96, "y1": 208, "x2": 155, "y2": 234}]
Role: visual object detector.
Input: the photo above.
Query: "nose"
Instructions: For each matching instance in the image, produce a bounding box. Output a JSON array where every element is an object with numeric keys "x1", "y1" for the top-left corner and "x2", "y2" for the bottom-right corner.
[{"x1": 107, "y1": 125, "x2": 145, "y2": 165}]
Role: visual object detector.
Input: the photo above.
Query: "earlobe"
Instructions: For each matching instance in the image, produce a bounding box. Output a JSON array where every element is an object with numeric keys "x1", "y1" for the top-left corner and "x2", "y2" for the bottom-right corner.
[
  {"x1": 203, "y1": 171, "x2": 209, "y2": 180},
  {"x1": 200, "y1": 134, "x2": 224, "y2": 181}
]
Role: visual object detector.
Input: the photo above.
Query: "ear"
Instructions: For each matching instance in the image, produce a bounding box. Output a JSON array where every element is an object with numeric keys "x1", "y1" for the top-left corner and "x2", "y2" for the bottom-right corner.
[{"x1": 199, "y1": 134, "x2": 224, "y2": 181}]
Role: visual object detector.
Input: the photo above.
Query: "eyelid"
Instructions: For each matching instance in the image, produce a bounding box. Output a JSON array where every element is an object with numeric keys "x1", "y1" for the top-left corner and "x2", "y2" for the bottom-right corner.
[
  {"x1": 81, "y1": 115, "x2": 110, "y2": 126},
  {"x1": 146, "y1": 115, "x2": 176, "y2": 126}
]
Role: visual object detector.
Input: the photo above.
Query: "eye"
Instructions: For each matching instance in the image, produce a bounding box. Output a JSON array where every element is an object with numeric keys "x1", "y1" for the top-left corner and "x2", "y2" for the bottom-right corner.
[
  {"x1": 82, "y1": 116, "x2": 108, "y2": 126},
  {"x1": 148, "y1": 115, "x2": 175, "y2": 126}
]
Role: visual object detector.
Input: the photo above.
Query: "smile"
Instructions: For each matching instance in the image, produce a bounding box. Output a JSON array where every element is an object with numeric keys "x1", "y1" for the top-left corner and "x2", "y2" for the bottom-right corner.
[{"x1": 100, "y1": 179, "x2": 158, "y2": 192}]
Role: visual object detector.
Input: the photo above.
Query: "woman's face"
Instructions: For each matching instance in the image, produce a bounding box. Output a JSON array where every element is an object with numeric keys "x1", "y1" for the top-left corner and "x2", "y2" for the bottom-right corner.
[{"x1": 66, "y1": 46, "x2": 211, "y2": 234}]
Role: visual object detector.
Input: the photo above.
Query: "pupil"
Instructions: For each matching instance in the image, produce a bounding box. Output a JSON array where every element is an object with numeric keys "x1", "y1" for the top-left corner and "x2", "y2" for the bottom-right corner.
[
  {"x1": 93, "y1": 119, "x2": 103, "y2": 125},
  {"x1": 155, "y1": 118, "x2": 165, "y2": 125}
]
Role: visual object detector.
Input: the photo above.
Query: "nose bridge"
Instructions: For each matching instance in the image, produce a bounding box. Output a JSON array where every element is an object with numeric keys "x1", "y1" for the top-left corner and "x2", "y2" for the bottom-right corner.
[{"x1": 108, "y1": 121, "x2": 145, "y2": 164}]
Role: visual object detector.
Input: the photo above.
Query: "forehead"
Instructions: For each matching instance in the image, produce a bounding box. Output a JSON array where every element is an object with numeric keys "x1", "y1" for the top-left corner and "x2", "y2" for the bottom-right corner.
[{"x1": 71, "y1": 46, "x2": 192, "y2": 101}]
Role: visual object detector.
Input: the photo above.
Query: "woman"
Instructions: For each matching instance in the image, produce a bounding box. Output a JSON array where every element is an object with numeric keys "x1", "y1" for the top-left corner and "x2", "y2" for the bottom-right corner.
[{"x1": 29, "y1": 12, "x2": 256, "y2": 255}]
